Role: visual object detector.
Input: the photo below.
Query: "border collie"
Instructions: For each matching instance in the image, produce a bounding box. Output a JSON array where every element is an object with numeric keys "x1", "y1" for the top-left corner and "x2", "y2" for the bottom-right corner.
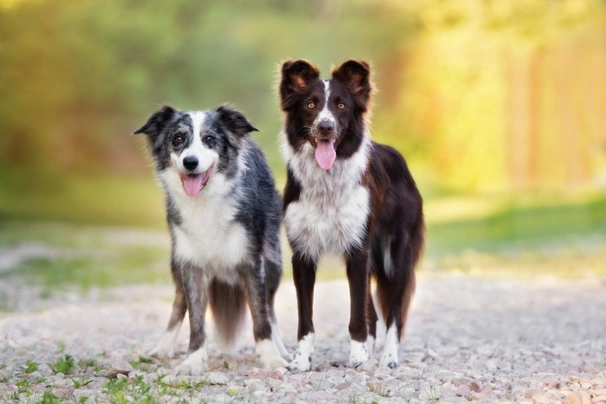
[
  {"x1": 278, "y1": 60, "x2": 425, "y2": 370},
  {"x1": 134, "y1": 105, "x2": 290, "y2": 374}
]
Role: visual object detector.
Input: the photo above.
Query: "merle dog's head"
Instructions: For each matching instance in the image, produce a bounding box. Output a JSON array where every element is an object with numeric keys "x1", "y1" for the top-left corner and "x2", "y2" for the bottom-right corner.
[
  {"x1": 279, "y1": 59, "x2": 373, "y2": 170},
  {"x1": 134, "y1": 105, "x2": 258, "y2": 197}
]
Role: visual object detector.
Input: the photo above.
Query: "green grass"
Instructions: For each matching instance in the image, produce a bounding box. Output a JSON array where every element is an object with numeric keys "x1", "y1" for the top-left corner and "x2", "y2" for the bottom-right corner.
[
  {"x1": 0, "y1": 173, "x2": 166, "y2": 229},
  {"x1": 51, "y1": 355, "x2": 76, "y2": 375},
  {"x1": 0, "y1": 184, "x2": 605, "y2": 294},
  {"x1": 427, "y1": 194, "x2": 606, "y2": 255}
]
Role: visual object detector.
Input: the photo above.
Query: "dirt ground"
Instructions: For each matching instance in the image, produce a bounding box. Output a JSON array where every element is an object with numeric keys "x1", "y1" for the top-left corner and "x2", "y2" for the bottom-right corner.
[{"x1": 1, "y1": 269, "x2": 606, "y2": 403}]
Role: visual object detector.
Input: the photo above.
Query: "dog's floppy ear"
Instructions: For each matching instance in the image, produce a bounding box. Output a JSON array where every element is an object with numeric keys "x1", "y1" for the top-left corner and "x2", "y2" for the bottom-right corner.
[
  {"x1": 215, "y1": 105, "x2": 259, "y2": 137},
  {"x1": 279, "y1": 59, "x2": 320, "y2": 110},
  {"x1": 332, "y1": 60, "x2": 373, "y2": 110},
  {"x1": 133, "y1": 105, "x2": 177, "y2": 137}
]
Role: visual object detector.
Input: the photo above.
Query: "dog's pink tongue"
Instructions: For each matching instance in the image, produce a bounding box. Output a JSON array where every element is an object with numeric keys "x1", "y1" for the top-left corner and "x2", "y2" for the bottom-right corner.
[
  {"x1": 315, "y1": 139, "x2": 336, "y2": 170},
  {"x1": 182, "y1": 175, "x2": 204, "y2": 197}
]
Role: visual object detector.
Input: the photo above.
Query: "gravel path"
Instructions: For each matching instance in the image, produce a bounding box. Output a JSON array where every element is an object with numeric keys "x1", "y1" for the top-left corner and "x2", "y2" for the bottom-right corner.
[{"x1": 1, "y1": 273, "x2": 605, "y2": 403}]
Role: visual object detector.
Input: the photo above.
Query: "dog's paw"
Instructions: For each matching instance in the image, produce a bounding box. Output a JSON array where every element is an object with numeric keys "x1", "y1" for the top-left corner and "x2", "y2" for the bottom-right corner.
[
  {"x1": 256, "y1": 339, "x2": 289, "y2": 369},
  {"x1": 149, "y1": 328, "x2": 180, "y2": 358},
  {"x1": 349, "y1": 340, "x2": 370, "y2": 368},
  {"x1": 287, "y1": 353, "x2": 312, "y2": 372},
  {"x1": 149, "y1": 344, "x2": 174, "y2": 359},
  {"x1": 286, "y1": 333, "x2": 314, "y2": 372},
  {"x1": 378, "y1": 325, "x2": 399, "y2": 368},
  {"x1": 173, "y1": 348, "x2": 207, "y2": 376},
  {"x1": 378, "y1": 346, "x2": 399, "y2": 369}
]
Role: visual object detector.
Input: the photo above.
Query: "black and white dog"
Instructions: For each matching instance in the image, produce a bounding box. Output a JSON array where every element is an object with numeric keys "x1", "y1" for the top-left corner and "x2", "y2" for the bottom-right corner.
[
  {"x1": 279, "y1": 60, "x2": 425, "y2": 370},
  {"x1": 134, "y1": 105, "x2": 290, "y2": 374}
]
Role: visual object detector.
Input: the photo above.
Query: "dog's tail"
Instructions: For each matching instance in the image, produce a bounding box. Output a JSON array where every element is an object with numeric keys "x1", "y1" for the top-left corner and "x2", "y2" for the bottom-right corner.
[{"x1": 209, "y1": 279, "x2": 247, "y2": 348}]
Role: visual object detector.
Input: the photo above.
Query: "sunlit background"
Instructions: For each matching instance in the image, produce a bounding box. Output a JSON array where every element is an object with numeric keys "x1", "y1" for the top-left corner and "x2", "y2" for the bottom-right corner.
[{"x1": 1, "y1": 0, "x2": 605, "y2": 293}]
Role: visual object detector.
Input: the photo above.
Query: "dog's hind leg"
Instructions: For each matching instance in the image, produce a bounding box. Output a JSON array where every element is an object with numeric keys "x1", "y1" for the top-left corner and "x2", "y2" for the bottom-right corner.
[
  {"x1": 376, "y1": 237, "x2": 417, "y2": 369},
  {"x1": 150, "y1": 258, "x2": 187, "y2": 358},
  {"x1": 243, "y1": 258, "x2": 288, "y2": 369},
  {"x1": 264, "y1": 257, "x2": 292, "y2": 361}
]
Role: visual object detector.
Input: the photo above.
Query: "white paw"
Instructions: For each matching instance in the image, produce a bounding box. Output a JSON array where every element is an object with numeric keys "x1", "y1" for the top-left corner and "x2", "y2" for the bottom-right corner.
[
  {"x1": 149, "y1": 327, "x2": 181, "y2": 358},
  {"x1": 256, "y1": 339, "x2": 288, "y2": 369},
  {"x1": 287, "y1": 352, "x2": 312, "y2": 372},
  {"x1": 174, "y1": 347, "x2": 207, "y2": 376},
  {"x1": 379, "y1": 353, "x2": 399, "y2": 369},
  {"x1": 286, "y1": 333, "x2": 314, "y2": 372},
  {"x1": 349, "y1": 340, "x2": 370, "y2": 368},
  {"x1": 271, "y1": 323, "x2": 293, "y2": 362},
  {"x1": 379, "y1": 325, "x2": 399, "y2": 368}
]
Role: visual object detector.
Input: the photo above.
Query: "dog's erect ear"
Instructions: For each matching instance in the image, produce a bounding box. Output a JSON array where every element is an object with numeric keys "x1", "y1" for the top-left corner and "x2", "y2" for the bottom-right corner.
[
  {"x1": 216, "y1": 105, "x2": 259, "y2": 137},
  {"x1": 332, "y1": 60, "x2": 373, "y2": 109},
  {"x1": 133, "y1": 105, "x2": 177, "y2": 137},
  {"x1": 279, "y1": 59, "x2": 320, "y2": 110}
]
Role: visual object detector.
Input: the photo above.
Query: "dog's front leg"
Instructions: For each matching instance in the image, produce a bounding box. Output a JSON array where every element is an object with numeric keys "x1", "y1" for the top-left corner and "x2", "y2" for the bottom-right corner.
[
  {"x1": 346, "y1": 247, "x2": 370, "y2": 368},
  {"x1": 174, "y1": 263, "x2": 209, "y2": 375},
  {"x1": 287, "y1": 252, "x2": 317, "y2": 372},
  {"x1": 150, "y1": 257, "x2": 187, "y2": 358},
  {"x1": 241, "y1": 259, "x2": 288, "y2": 370}
]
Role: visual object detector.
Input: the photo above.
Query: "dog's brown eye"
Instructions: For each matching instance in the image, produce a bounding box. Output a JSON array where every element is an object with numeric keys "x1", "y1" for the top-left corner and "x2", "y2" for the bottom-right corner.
[
  {"x1": 307, "y1": 101, "x2": 315, "y2": 109},
  {"x1": 172, "y1": 135, "x2": 185, "y2": 146},
  {"x1": 337, "y1": 102, "x2": 346, "y2": 109},
  {"x1": 204, "y1": 135, "x2": 215, "y2": 147}
]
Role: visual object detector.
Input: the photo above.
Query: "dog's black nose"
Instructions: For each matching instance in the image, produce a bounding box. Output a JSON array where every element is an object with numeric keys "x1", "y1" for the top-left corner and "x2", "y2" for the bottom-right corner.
[
  {"x1": 183, "y1": 156, "x2": 199, "y2": 170},
  {"x1": 318, "y1": 120, "x2": 334, "y2": 136}
]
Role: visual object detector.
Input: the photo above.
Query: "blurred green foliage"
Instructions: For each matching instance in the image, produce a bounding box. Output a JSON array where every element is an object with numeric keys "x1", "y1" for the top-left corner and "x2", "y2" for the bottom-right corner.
[{"x1": 1, "y1": 0, "x2": 605, "y2": 225}]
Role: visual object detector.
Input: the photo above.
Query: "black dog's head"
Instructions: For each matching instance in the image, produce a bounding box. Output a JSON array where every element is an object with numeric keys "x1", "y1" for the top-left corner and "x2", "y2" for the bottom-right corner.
[
  {"x1": 279, "y1": 59, "x2": 373, "y2": 170},
  {"x1": 134, "y1": 105, "x2": 258, "y2": 197}
]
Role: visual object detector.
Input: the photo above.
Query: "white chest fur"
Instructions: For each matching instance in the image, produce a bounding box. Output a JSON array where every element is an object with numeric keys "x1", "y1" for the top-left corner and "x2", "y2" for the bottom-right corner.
[
  {"x1": 159, "y1": 169, "x2": 250, "y2": 283},
  {"x1": 282, "y1": 136, "x2": 371, "y2": 260}
]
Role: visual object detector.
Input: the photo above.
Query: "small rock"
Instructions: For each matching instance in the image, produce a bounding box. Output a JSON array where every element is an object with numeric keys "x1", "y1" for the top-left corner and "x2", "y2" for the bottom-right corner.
[
  {"x1": 107, "y1": 364, "x2": 132, "y2": 379},
  {"x1": 456, "y1": 384, "x2": 470, "y2": 397},
  {"x1": 51, "y1": 386, "x2": 74, "y2": 400},
  {"x1": 161, "y1": 374, "x2": 176, "y2": 383},
  {"x1": 469, "y1": 380, "x2": 482, "y2": 392},
  {"x1": 485, "y1": 360, "x2": 498, "y2": 372},
  {"x1": 206, "y1": 372, "x2": 229, "y2": 385},
  {"x1": 358, "y1": 359, "x2": 378, "y2": 372},
  {"x1": 566, "y1": 391, "x2": 592, "y2": 404},
  {"x1": 334, "y1": 382, "x2": 351, "y2": 391},
  {"x1": 423, "y1": 348, "x2": 442, "y2": 362}
]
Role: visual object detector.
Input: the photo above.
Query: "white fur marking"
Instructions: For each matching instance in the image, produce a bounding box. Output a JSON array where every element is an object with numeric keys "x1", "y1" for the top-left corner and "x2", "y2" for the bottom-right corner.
[
  {"x1": 282, "y1": 135, "x2": 372, "y2": 260},
  {"x1": 255, "y1": 339, "x2": 288, "y2": 369},
  {"x1": 313, "y1": 80, "x2": 336, "y2": 128},
  {"x1": 349, "y1": 340, "x2": 370, "y2": 368},
  {"x1": 171, "y1": 112, "x2": 218, "y2": 174},
  {"x1": 149, "y1": 323, "x2": 182, "y2": 358},
  {"x1": 158, "y1": 112, "x2": 251, "y2": 282},
  {"x1": 174, "y1": 345, "x2": 208, "y2": 375},
  {"x1": 379, "y1": 324, "x2": 399, "y2": 368},
  {"x1": 366, "y1": 336, "x2": 375, "y2": 359},
  {"x1": 271, "y1": 322, "x2": 292, "y2": 361},
  {"x1": 288, "y1": 333, "x2": 314, "y2": 371},
  {"x1": 383, "y1": 236, "x2": 393, "y2": 278}
]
